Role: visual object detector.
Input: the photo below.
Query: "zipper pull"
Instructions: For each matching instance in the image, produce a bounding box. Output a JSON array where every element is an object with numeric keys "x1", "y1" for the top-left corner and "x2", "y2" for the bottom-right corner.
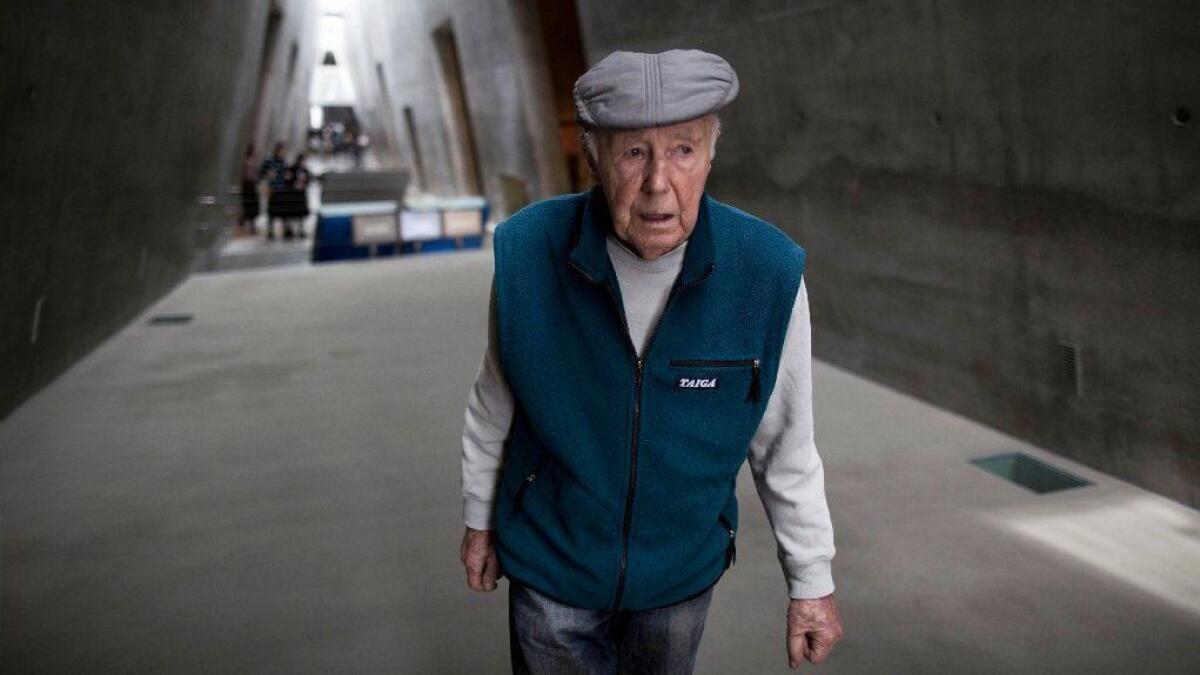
[
  {"x1": 513, "y1": 470, "x2": 538, "y2": 512},
  {"x1": 746, "y1": 358, "x2": 761, "y2": 403},
  {"x1": 635, "y1": 357, "x2": 644, "y2": 381}
]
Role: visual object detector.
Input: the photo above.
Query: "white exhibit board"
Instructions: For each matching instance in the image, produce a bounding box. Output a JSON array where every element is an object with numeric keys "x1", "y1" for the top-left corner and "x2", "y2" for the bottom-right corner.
[
  {"x1": 400, "y1": 209, "x2": 442, "y2": 241},
  {"x1": 352, "y1": 213, "x2": 398, "y2": 245},
  {"x1": 442, "y1": 209, "x2": 483, "y2": 237}
]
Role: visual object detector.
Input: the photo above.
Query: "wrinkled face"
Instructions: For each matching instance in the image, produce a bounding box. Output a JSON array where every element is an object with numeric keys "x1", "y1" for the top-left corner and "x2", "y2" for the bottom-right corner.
[{"x1": 594, "y1": 115, "x2": 715, "y2": 260}]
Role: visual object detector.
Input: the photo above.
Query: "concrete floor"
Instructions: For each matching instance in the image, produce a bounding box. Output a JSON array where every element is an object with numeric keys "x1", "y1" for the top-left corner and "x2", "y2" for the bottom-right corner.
[
  {"x1": 205, "y1": 227, "x2": 316, "y2": 273},
  {"x1": 2, "y1": 251, "x2": 1198, "y2": 674}
]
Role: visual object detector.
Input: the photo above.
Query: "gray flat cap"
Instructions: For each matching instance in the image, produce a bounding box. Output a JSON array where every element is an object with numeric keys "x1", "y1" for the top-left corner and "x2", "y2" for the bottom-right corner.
[{"x1": 573, "y1": 49, "x2": 739, "y2": 130}]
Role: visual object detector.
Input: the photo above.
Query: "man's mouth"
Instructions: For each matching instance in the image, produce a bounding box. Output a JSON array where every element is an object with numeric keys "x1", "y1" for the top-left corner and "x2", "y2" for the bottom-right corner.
[{"x1": 639, "y1": 212, "x2": 675, "y2": 223}]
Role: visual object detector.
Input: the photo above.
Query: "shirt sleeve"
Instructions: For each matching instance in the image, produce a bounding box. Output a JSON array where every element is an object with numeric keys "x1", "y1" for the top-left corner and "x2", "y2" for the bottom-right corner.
[
  {"x1": 747, "y1": 276, "x2": 837, "y2": 599},
  {"x1": 461, "y1": 280, "x2": 516, "y2": 530}
]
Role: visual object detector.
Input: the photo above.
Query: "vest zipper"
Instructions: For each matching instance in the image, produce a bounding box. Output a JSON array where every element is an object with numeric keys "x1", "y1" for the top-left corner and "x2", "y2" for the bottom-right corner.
[
  {"x1": 568, "y1": 258, "x2": 716, "y2": 610},
  {"x1": 668, "y1": 358, "x2": 761, "y2": 402},
  {"x1": 612, "y1": 355, "x2": 643, "y2": 609}
]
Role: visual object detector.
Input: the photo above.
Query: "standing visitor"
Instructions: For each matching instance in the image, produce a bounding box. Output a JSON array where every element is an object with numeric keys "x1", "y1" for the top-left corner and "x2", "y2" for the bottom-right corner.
[
  {"x1": 280, "y1": 152, "x2": 312, "y2": 240},
  {"x1": 239, "y1": 143, "x2": 261, "y2": 234},
  {"x1": 260, "y1": 141, "x2": 289, "y2": 240}
]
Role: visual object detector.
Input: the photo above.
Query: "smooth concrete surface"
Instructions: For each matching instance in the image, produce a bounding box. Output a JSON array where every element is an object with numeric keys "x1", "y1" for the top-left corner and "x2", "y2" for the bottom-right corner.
[
  {"x1": 2, "y1": 252, "x2": 1198, "y2": 673},
  {"x1": 1, "y1": 0, "x2": 318, "y2": 419},
  {"x1": 339, "y1": 0, "x2": 571, "y2": 203},
  {"x1": 205, "y1": 228, "x2": 315, "y2": 273}
]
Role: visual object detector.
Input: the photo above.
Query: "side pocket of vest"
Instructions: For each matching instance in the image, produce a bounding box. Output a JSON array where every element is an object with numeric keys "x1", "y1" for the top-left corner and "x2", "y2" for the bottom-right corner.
[
  {"x1": 510, "y1": 454, "x2": 548, "y2": 521},
  {"x1": 718, "y1": 513, "x2": 737, "y2": 569}
]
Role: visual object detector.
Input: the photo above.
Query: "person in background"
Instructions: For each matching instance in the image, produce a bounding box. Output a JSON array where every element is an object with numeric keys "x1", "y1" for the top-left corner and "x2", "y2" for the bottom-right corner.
[
  {"x1": 239, "y1": 143, "x2": 261, "y2": 235},
  {"x1": 281, "y1": 152, "x2": 312, "y2": 240},
  {"x1": 331, "y1": 123, "x2": 346, "y2": 154},
  {"x1": 353, "y1": 132, "x2": 369, "y2": 168},
  {"x1": 260, "y1": 141, "x2": 289, "y2": 240}
]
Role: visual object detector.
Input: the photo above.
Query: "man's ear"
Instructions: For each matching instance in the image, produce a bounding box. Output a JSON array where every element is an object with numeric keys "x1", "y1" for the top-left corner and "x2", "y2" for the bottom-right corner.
[{"x1": 580, "y1": 129, "x2": 600, "y2": 176}]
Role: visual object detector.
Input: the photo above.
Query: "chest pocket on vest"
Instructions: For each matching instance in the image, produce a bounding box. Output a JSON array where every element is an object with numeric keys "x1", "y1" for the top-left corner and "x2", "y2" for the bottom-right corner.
[
  {"x1": 668, "y1": 358, "x2": 761, "y2": 403},
  {"x1": 661, "y1": 356, "x2": 764, "y2": 461}
]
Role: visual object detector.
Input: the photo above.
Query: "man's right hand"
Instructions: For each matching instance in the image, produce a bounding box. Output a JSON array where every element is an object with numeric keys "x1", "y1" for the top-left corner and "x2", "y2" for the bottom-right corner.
[{"x1": 460, "y1": 526, "x2": 503, "y2": 591}]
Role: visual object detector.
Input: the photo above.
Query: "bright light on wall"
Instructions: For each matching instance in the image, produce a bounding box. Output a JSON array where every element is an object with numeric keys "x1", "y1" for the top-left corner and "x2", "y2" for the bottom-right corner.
[
  {"x1": 317, "y1": 12, "x2": 346, "y2": 55},
  {"x1": 310, "y1": 11, "x2": 356, "y2": 105},
  {"x1": 320, "y1": 0, "x2": 348, "y2": 15},
  {"x1": 310, "y1": 105, "x2": 324, "y2": 130}
]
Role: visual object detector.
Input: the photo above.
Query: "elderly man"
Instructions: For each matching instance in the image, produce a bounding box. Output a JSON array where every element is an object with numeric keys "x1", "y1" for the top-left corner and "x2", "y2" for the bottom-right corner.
[{"x1": 460, "y1": 49, "x2": 843, "y2": 673}]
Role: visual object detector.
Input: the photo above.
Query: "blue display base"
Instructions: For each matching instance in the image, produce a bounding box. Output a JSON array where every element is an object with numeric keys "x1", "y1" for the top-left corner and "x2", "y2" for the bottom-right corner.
[
  {"x1": 400, "y1": 236, "x2": 483, "y2": 254},
  {"x1": 312, "y1": 244, "x2": 400, "y2": 262},
  {"x1": 312, "y1": 211, "x2": 484, "y2": 262},
  {"x1": 312, "y1": 213, "x2": 402, "y2": 263}
]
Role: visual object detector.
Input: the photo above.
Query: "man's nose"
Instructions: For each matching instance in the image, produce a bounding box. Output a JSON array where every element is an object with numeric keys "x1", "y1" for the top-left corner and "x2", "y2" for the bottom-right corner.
[{"x1": 641, "y1": 157, "x2": 669, "y2": 194}]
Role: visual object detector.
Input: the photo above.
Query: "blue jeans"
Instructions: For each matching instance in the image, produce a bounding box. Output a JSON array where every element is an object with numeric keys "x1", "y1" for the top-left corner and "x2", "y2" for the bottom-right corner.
[{"x1": 507, "y1": 578, "x2": 715, "y2": 674}]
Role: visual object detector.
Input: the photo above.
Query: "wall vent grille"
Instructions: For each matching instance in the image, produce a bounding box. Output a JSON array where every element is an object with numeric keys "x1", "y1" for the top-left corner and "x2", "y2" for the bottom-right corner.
[{"x1": 1058, "y1": 340, "x2": 1083, "y2": 397}]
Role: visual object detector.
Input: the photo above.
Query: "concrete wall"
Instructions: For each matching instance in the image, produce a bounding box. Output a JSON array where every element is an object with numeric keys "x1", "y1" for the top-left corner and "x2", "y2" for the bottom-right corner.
[
  {"x1": 338, "y1": 0, "x2": 570, "y2": 207},
  {"x1": 248, "y1": 3, "x2": 322, "y2": 160},
  {"x1": 575, "y1": 0, "x2": 1200, "y2": 507},
  {"x1": 0, "y1": 0, "x2": 317, "y2": 419}
]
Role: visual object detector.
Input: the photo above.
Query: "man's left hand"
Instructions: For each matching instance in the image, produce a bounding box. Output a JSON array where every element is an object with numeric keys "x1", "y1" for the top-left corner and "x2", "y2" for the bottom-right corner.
[
  {"x1": 460, "y1": 527, "x2": 503, "y2": 592},
  {"x1": 786, "y1": 593, "x2": 843, "y2": 669}
]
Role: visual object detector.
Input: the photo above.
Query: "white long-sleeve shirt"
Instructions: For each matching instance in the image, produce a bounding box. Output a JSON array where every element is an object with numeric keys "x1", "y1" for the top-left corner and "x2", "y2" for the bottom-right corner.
[{"x1": 461, "y1": 231, "x2": 836, "y2": 599}]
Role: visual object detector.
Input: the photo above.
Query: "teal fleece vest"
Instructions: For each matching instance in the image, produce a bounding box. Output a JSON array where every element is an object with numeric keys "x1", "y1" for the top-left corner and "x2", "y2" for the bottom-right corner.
[{"x1": 492, "y1": 186, "x2": 806, "y2": 611}]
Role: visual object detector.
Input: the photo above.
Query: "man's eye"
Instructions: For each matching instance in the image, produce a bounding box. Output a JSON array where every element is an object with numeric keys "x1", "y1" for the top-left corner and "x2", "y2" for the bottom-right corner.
[{"x1": 628, "y1": 148, "x2": 643, "y2": 157}]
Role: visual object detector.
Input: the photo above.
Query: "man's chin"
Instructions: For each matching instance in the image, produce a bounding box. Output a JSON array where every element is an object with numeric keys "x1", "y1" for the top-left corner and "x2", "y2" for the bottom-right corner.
[{"x1": 630, "y1": 233, "x2": 685, "y2": 256}]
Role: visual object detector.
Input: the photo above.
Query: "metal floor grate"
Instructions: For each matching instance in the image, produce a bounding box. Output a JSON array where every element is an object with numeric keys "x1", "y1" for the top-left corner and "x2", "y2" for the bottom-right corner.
[
  {"x1": 148, "y1": 313, "x2": 194, "y2": 325},
  {"x1": 971, "y1": 452, "x2": 1091, "y2": 494}
]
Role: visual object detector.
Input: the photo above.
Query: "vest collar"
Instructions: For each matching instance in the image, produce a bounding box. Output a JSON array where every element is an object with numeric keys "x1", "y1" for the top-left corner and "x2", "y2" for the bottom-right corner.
[{"x1": 567, "y1": 185, "x2": 716, "y2": 289}]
